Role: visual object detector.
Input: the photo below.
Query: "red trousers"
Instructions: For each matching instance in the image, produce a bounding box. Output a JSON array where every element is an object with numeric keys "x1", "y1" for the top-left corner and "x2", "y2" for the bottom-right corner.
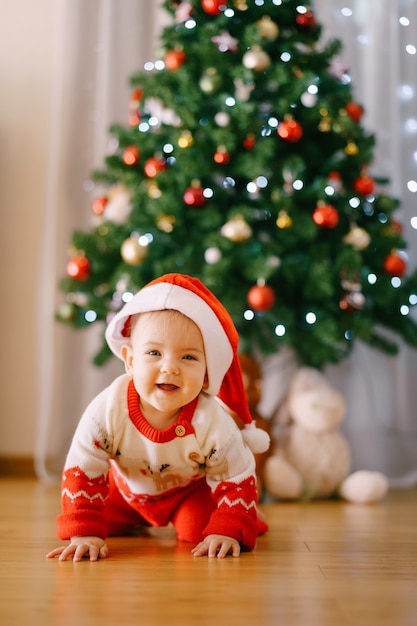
[{"x1": 104, "y1": 470, "x2": 216, "y2": 543}]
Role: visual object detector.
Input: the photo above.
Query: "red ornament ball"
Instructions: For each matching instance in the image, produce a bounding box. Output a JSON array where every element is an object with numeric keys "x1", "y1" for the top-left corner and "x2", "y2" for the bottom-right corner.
[
  {"x1": 243, "y1": 133, "x2": 256, "y2": 149},
  {"x1": 67, "y1": 256, "x2": 90, "y2": 281},
  {"x1": 295, "y1": 10, "x2": 317, "y2": 30},
  {"x1": 277, "y1": 119, "x2": 303, "y2": 142},
  {"x1": 128, "y1": 110, "x2": 141, "y2": 127},
  {"x1": 247, "y1": 284, "x2": 276, "y2": 312},
  {"x1": 183, "y1": 185, "x2": 206, "y2": 207},
  {"x1": 92, "y1": 196, "x2": 108, "y2": 216},
  {"x1": 339, "y1": 292, "x2": 365, "y2": 313},
  {"x1": 383, "y1": 253, "x2": 407, "y2": 277},
  {"x1": 164, "y1": 49, "x2": 187, "y2": 71},
  {"x1": 122, "y1": 146, "x2": 140, "y2": 166},
  {"x1": 129, "y1": 87, "x2": 144, "y2": 109},
  {"x1": 391, "y1": 219, "x2": 403, "y2": 234},
  {"x1": 144, "y1": 157, "x2": 167, "y2": 177},
  {"x1": 345, "y1": 102, "x2": 364, "y2": 122},
  {"x1": 201, "y1": 0, "x2": 223, "y2": 15},
  {"x1": 214, "y1": 146, "x2": 230, "y2": 164},
  {"x1": 313, "y1": 204, "x2": 339, "y2": 228},
  {"x1": 353, "y1": 175, "x2": 376, "y2": 196}
]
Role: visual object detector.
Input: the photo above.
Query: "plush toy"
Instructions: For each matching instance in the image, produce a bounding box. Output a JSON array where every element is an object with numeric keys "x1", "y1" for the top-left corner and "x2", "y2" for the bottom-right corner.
[{"x1": 262, "y1": 366, "x2": 389, "y2": 503}]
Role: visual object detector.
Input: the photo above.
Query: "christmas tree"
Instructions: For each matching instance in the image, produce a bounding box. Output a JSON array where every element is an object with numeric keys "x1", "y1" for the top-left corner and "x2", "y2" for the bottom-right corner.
[{"x1": 58, "y1": 0, "x2": 417, "y2": 369}]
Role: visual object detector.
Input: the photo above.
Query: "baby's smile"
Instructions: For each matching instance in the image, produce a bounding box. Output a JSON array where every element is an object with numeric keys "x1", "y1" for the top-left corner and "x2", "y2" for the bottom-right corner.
[{"x1": 157, "y1": 383, "x2": 179, "y2": 392}]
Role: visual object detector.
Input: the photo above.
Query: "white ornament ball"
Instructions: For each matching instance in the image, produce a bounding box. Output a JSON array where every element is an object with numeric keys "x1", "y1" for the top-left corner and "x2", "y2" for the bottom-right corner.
[
  {"x1": 300, "y1": 91, "x2": 318, "y2": 108},
  {"x1": 104, "y1": 185, "x2": 132, "y2": 224},
  {"x1": 204, "y1": 246, "x2": 222, "y2": 264},
  {"x1": 214, "y1": 112, "x2": 231, "y2": 127}
]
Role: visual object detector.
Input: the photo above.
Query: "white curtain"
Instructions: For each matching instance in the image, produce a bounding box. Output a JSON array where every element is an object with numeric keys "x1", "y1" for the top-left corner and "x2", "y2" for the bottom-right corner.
[
  {"x1": 36, "y1": 0, "x2": 165, "y2": 480},
  {"x1": 36, "y1": 0, "x2": 417, "y2": 486},
  {"x1": 260, "y1": 0, "x2": 417, "y2": 486}
]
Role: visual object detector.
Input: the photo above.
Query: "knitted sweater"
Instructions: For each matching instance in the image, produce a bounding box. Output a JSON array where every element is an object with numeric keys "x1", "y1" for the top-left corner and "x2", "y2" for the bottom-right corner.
[{"x1": 57, "y1": 374, "x2": 260, "y2": 548}]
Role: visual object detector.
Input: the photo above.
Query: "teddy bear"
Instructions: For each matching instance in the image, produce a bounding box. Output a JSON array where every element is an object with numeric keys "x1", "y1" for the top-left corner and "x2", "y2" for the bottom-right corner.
[{"x1": 262, "y1": 366, "x2": 389, "y2": 503}]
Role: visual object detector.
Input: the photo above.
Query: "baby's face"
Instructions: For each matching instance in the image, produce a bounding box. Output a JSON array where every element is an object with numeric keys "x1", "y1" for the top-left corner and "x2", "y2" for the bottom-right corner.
[{"x1": 121, "y1": 310, "x2": 208, "y2": 426}]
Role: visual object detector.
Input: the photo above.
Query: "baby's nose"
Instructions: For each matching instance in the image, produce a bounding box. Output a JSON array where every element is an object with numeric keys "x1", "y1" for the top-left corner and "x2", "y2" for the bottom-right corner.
[{"x1": 160, "y1": 357, "x2": 179, "y2": 375}]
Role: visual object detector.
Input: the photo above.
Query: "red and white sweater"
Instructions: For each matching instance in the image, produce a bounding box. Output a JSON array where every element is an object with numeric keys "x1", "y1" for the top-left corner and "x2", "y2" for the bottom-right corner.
[{"x1": 57, "y1": 374, "x2": 261, "y2": 549}]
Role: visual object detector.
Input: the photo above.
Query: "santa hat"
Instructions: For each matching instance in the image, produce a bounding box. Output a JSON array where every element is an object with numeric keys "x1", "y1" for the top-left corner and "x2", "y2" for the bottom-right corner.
[{"x1": 105, "y1": 273, "x2": 270, "y2": 454}]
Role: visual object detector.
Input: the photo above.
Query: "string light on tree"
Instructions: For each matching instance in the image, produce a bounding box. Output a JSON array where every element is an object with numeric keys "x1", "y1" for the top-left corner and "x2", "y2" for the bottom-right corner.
[{"x1": 56, "y1": 0, "x2": 417, "y2": 370}]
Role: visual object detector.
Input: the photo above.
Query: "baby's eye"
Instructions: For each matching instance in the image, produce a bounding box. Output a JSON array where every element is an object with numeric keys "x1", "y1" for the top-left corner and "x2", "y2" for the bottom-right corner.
[
  {"x1": 183, "y1": 354, "x2": 197, "y2": 361},
  {"x1": 148, "y1": 350, "x2": 161, "y2": 356}
]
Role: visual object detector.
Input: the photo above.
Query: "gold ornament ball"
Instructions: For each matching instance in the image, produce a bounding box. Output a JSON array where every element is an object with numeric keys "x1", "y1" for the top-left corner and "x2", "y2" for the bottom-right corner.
[
  {"x1": 242, "y1": 46, "x2": 271, "y2": 71},
  {"x1": 344, "y1": 142, "x2": 359, "y2": 156},
  {"x1": 343, "y1": 226, "x2": 371, "y2": 251},
  {"x1": 276, "y1": 210, "x2": 293, "y2": 229},
  {"x1": 57, "y1": 301, "x2": 77, "y2": 322},
  {"x1": 318, "y1": 117, "x2": 332, "y2": 132},
  {"x1": 199, "y1": 67, "x2": 222, "y2": 94},
  {"x1": 257, "y1": 16, "x2": 279, "y2": 40},
  {"x1": 121, "y1": 237, "x2": 149, "y2": 265},
  {"x1": 221, "y1": 215, "x2": 252, "y2": 242},
  {"x1": 156, "y1": 214, "x2": 176, "y2": 233},
  {"x1": 178, "y1": 130, "x2": 194, "y2": 149},
  {"x1": 146, "y1": 181, "x2": 162, "y2": 199}
]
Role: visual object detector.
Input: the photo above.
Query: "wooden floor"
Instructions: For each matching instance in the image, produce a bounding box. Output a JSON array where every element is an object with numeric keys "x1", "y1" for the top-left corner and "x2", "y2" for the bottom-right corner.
[{"x1": 0, "y1": 479, "x2": 416, "y2": 626}]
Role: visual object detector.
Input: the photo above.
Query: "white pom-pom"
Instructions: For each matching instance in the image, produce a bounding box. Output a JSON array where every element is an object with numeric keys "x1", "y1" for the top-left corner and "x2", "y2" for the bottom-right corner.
[
  {"x1": 339, "y1": 470, "x2": 389, "y2": 503},
  {"x1": 242, "y1": 423, "x2": 270, "y2": 454}
]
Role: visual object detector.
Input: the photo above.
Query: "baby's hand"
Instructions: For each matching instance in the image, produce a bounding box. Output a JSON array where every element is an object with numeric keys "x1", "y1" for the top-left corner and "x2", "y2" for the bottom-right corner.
[
  {"x1": 47, "y1": 536, "x2": 109, "y2": 562},
  {"x1": 191, "y1": 534, "x2": 240, "y2": 558}
]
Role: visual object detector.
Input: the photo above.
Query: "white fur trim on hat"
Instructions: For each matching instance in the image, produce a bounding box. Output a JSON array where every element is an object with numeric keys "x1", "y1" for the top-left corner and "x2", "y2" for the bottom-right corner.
[{"x1": 105, "y1": 282, "x2": 233, "y2": 397}]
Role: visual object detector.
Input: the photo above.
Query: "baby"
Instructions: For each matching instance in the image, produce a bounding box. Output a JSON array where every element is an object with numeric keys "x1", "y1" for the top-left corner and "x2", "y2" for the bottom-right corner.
[{"x1": 47, "y1": 273, "x2": 269, "y2": 561}]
